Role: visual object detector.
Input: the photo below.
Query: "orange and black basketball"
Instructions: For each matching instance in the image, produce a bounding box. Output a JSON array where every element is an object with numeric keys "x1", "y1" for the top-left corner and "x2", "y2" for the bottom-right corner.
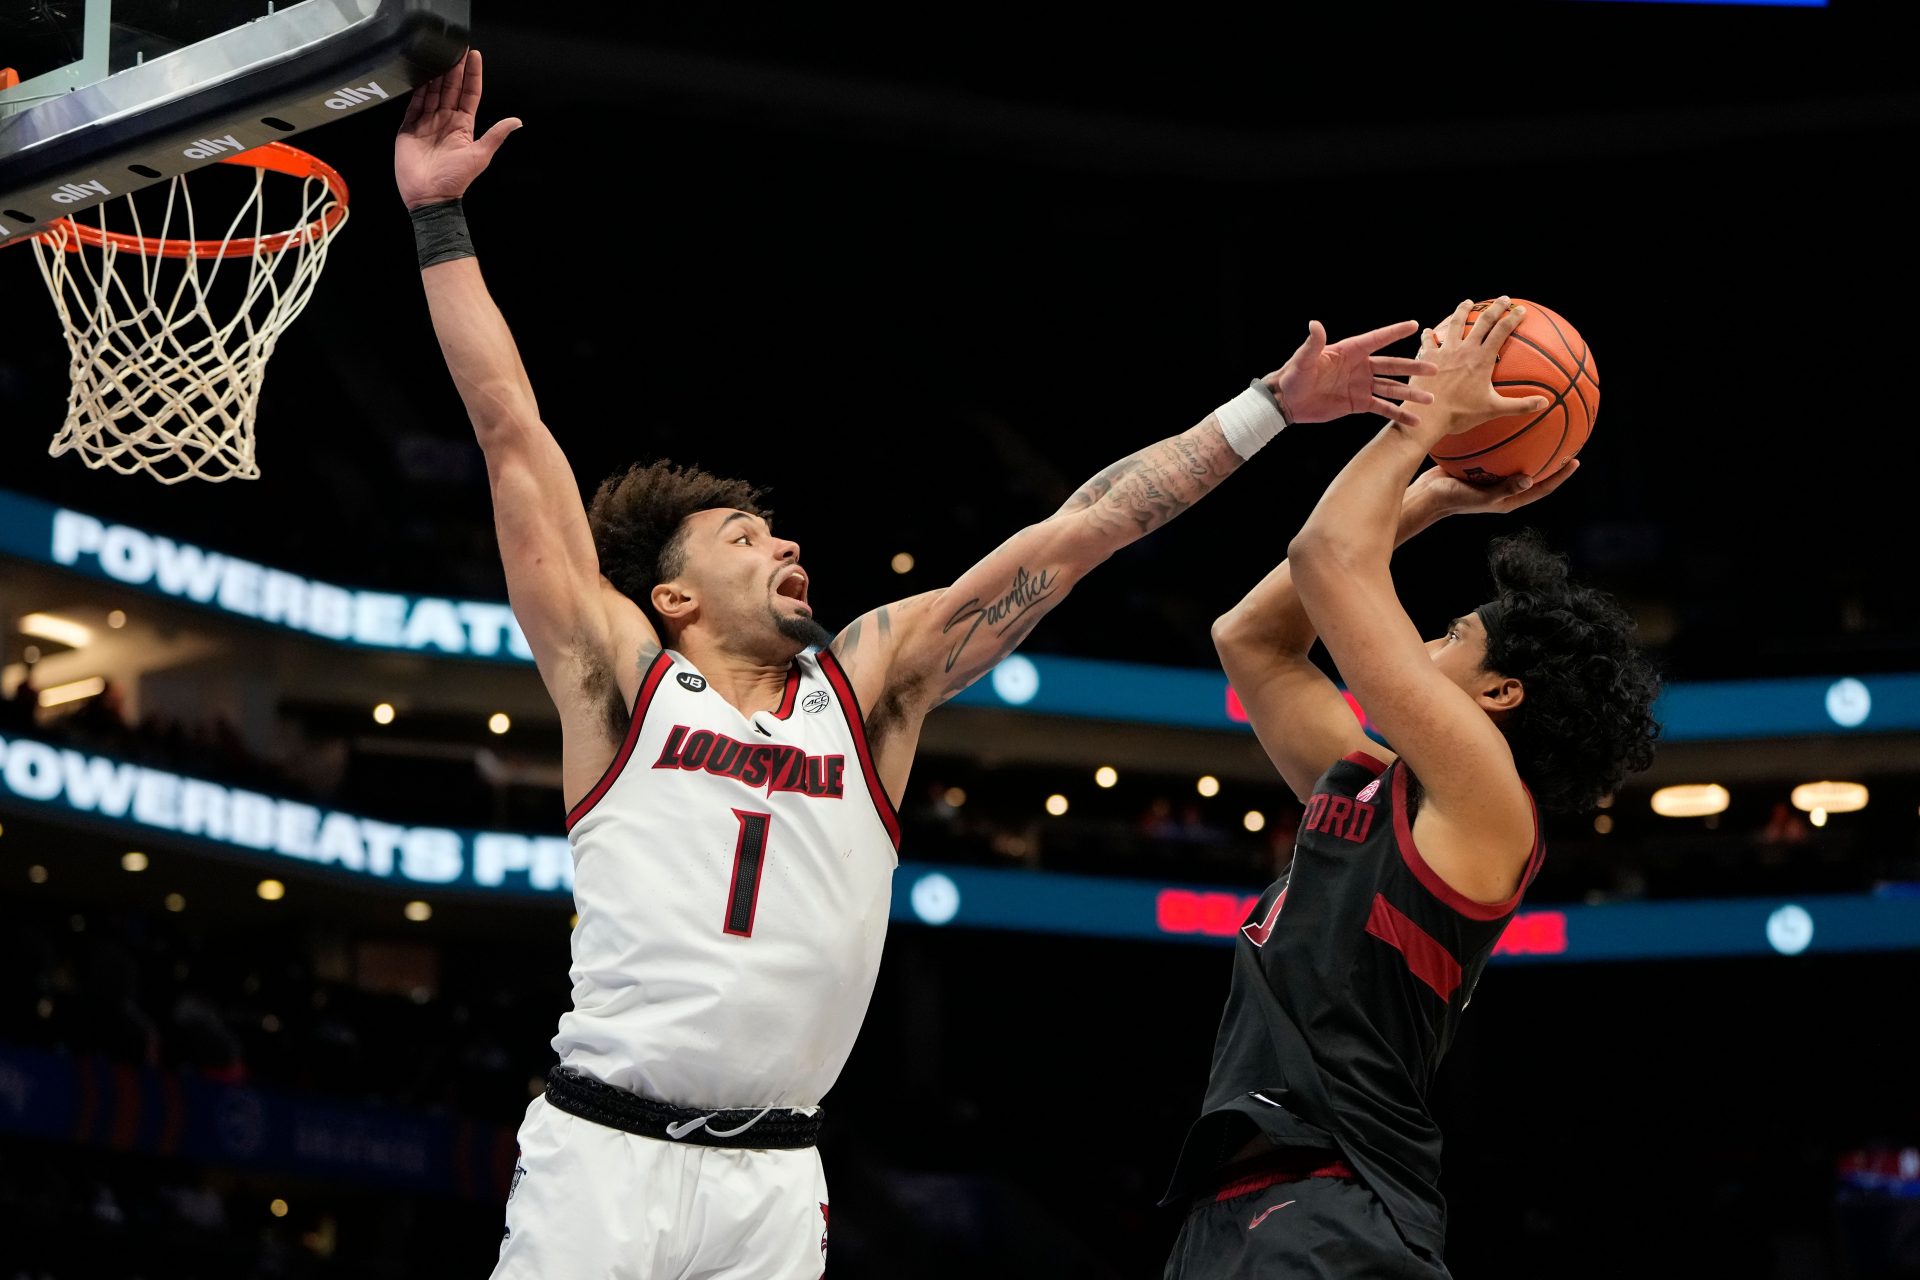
[{"x1": 1428, "y1": 298, "x2": 1598, "y2": 486}]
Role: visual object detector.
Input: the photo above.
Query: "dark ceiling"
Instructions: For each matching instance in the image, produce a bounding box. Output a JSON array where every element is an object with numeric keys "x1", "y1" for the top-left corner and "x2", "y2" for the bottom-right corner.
[{"x1": 4, "y1": 1, "x2": 1914, "y2": 683}]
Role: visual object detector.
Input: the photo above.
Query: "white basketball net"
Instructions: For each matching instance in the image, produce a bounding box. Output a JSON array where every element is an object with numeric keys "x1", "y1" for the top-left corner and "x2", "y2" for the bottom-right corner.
[{"x1": 27, "y1": 161, "x2": 347, "y2": 484}]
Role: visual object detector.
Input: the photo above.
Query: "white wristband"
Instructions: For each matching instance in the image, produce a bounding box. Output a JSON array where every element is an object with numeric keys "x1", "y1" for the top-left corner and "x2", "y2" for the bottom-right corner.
[{"x1": 1213, "y1": 379, "x2": 1290, "y2": 460}]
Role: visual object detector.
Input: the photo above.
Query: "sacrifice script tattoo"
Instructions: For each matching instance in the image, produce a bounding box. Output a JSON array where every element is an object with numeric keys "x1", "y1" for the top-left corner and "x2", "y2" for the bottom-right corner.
[{"x1": 940, "y1": 565, "x2": 1060, "y2": 676}]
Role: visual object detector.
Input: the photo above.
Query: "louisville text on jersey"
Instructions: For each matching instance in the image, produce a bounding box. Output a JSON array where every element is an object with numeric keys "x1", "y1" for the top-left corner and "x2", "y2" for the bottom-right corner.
[{"x1": 653, "y1": 726, "x2": 847, "y2": 798}]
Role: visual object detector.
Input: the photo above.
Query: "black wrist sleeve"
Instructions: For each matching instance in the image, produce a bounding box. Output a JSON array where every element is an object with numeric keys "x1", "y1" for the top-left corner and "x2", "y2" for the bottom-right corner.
[{"x1": 410, "y1": 199, "x2": 474, "y2": 270}]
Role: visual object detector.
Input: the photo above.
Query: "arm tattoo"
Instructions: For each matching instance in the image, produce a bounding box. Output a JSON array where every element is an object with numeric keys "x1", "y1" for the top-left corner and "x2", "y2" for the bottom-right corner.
[
  {"x1": 940, "y1": 565, "x2": 1059, "y2": 674},
  {"x1": 831, "y1": 613, "x2": 866, "y2": 661},
  {"x1": 1054, "y1": 422, "x2": 1241, "y2": 537},
  {"x1": 923, "y1": 425, "x2": 1236, "y2": 697},
  {"x1": 936, "y1": 612, "x2": 1043, "y2": 705},
  {"x1": 831, "y1": 606, "x2": 892, "y2": 663}
]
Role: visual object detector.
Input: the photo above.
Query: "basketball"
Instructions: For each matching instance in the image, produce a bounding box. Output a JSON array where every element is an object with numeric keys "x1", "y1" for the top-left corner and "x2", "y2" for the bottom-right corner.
[{"x1": 1427, "y1": 298, "x2": 1599, "y2": 486}]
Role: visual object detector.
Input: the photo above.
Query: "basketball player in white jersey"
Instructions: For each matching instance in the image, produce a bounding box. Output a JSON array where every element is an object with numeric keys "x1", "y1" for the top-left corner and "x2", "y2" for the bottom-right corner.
[{"x1": 396, "y1": 50, "x2": 1440, "y2": 1279}]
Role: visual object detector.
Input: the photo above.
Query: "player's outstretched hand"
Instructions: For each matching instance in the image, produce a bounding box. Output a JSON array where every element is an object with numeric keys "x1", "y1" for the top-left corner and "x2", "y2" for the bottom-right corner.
[
  {"x1": 1263, "y1": 319, "x2": 1438, "y2": 427},
  {"x1": 1411, "y1": 296, "x2": 1553, "y2": 435},
  {"x1": 1407, "y1": 457, "x2": 1581, "y2": 522},
  {"x1": 396, "y1": 49, "x2": 523, "y2": 210}
]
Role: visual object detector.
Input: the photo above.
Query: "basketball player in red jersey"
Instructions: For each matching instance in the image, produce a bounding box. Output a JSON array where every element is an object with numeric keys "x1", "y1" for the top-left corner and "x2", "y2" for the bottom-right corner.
[
  {"x1": 396, "y1": 51, "x2": 1444, "y2": 1279},
  {"x1": 1161, "y1": 297, "x2": 1662, "y2": 1277}
]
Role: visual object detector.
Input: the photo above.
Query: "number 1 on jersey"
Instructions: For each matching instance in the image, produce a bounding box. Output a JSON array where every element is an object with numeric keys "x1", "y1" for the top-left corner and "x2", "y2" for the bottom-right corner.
[{"x1": 725, "y1": 809, "x2": 772, "y2": 937}]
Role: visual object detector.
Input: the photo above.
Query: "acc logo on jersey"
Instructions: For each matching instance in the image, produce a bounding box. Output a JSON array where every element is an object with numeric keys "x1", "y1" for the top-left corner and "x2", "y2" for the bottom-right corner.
[
  {"x1": 802, "y1": 690, "x2": 831, "y2": 713},
  {"x1": 677, "y1": 672, "x2": 708, "y2": 693}
]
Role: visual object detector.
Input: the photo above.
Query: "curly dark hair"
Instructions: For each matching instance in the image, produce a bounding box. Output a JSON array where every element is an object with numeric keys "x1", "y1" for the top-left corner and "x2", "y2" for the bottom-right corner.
[
  {"x1": 586, "y1": 460, "x2": 772, "y2": 636},
  {"x1": 1475, "y1": 529, "x2": 1662, "y2": 815}
]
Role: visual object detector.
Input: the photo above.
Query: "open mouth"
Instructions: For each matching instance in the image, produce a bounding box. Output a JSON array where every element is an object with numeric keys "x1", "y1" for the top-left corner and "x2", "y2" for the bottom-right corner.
[{"x1": 775, "y1": 569, "x2": 809, "y2": 605}]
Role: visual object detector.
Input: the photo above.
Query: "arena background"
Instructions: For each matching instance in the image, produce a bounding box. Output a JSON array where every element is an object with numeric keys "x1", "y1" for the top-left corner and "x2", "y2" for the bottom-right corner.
[{"x1": 4, "y1": 3, "x2": 1919, "y2": 1276}]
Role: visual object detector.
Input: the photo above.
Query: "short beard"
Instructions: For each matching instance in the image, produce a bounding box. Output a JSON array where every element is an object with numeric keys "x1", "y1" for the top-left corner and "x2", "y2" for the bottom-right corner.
[{"x1": 773, "y1": 609, "x2": 833, "y2": 650}]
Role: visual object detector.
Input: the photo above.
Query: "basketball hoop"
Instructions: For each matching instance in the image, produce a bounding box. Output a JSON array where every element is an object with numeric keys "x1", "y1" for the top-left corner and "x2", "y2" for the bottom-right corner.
[{"x1": 20, "y1": 142, "x2": 348, "y2": 484}]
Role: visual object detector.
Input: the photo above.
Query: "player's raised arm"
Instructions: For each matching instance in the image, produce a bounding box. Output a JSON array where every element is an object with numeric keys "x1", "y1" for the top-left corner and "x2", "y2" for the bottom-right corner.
[
  {"x1": 827, "y1": 318, "x2": 1437, "y2": 802},
  {"x1": 398, "y1": 51, "x2": 652, "y2": 795},
  {"x1": 1219, "y1": 454, "x2": 1582, "y2": 802},
  {"x1": 1286, "y1": 298, "x2": 1555, "y2": 902}
]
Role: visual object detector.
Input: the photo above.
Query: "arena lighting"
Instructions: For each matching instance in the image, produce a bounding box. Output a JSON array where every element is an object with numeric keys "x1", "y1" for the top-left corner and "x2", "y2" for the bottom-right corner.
[
  {"x1": 106, "y1": 609, "x2": 126, "y2": 629},
  {"x1": 17, "y1": 612, "x2": 92, "y2": 649},
  {"x1": 1594, "y1": 814, "x2": 1615, "y2": 834},
  {"x1": 890, "y1": 552, "x2": 914, "y2": 574},
  {"x1": 909, "y1": 872, "x2": 962, "y2": 925},
  {"x1": 256, "y1": 879, "x2": 285, "y2": 901},
  {"x1": 37, "y1": 676, "x2": 106, "y2": 707},
  {"x1": 1791, "y1": 781, "x2": 1868, "y2": 815},
  {"x1": 1650, "y1": 783, "x2": 1730, "y2": 818},
  {"x1": 1045, "y1": 794, "x2": 1069, "y2": 816},
  {"x1": 942, "y1": 787, "x2": 967, "y2": 807},
  {"x1": 1196, "y1": 775, "x2": 1220, "y2": 798},
  {"x1": 488, "y1": 713, "x2": 510, "y2": 735},
  {"x1": 1767, "y1": 904, "x2": 1816, "y2": 955},
  {"x1": 121, "y1": 850, "x2": 148, "y2": 872},
  {"x1": 372, "y1": 702, "x2": 395, "y2": 725},
  {"x1": 403, "y1": 900, "x2": 432, "y2": 922},
  {"x1": 1095, "y1": 766, "x2": 1117, "y2": 788},
  {"x1": 1243, "y1": 811, "x2": 1266, "y2": 833},
  {"x1": 269, "y1": 1199, "x2": 289, "y2": 1219},
  {"x1": 27, "y1": 865, "x2": 47, "y2": 884},
  {"x1": 164, "y1": 893, "x2": 185, "y2": 912}
]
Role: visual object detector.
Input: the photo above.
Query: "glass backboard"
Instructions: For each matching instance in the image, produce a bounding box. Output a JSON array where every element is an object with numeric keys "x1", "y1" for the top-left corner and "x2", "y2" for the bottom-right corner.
[{"x1": 0, "y1": 0, "x2": 470, "y2": 245}]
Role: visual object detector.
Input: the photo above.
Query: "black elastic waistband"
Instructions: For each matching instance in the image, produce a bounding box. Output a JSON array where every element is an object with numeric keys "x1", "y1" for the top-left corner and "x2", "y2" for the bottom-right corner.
[{"x1": 544, "y1": 1066, "x2": 823, "y2": 1150}]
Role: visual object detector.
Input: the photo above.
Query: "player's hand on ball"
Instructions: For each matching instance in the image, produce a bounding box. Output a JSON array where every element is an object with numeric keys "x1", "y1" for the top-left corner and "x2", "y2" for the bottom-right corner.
[
  {"x1": 1409, "y1": 457, "x2": 1581, "y2": 520},
  {"x1": 1412, "y1": 297, "x2": 1552, "y2": 435},
  {"x1": 1263, "y1": 320, "x2": 1438, "y2": 427}
]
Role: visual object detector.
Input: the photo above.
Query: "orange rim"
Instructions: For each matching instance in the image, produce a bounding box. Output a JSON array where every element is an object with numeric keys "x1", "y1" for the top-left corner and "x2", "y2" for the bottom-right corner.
[{"x1": 43, "y1": 141, "x2": 348, "y2": 259}]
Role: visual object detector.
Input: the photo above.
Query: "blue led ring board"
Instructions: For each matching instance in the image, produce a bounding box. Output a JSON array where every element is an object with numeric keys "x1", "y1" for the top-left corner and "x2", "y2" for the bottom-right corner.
[{"x1": 0, "y1": 0, "x2": 471, "y2": 246}]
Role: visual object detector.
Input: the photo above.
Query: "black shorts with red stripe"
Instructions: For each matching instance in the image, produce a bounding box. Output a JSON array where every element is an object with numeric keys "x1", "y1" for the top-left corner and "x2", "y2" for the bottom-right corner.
[{"x1": 1162, "y1": 1151, "x2": 1451, "y2": 1280}]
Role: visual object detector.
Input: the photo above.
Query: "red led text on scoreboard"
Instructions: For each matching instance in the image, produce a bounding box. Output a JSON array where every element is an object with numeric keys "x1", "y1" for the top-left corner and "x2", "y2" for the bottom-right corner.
[{"x1": 1155, "y1": 888, "x2": 1567, "y2": 955}]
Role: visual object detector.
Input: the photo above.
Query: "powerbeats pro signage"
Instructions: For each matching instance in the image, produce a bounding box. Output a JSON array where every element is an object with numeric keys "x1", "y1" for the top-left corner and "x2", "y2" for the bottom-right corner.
[
  {"x1": 7, "y1": 731, "x2": 1920, "y2": 958},
  {"x1": 9, "y1": 488, "x2": 1920, "y2": 736},
  {"x1": 0, "y1": 491, "x2": 532, "y2": 663},
  {"x1": 0, "y1": 735, "x2": 571, "y2": 895}
]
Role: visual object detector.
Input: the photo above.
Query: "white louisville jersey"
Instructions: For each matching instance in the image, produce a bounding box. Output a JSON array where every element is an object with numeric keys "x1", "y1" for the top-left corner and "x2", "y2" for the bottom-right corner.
[{"x1": 552, "y1": 647, "x2": 900, "y2": 1110}]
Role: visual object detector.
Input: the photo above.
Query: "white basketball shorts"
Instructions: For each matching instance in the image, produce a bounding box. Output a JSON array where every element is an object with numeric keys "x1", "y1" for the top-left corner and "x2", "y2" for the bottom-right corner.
[{"x1": 489, "y1": 1094, "x2": 831, "y2": 1279}]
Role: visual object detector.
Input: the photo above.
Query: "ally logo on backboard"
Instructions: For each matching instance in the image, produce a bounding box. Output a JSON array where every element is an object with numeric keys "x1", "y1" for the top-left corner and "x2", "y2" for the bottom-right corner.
[
  {"x1": 182, "y1": 135, "x2": 247, "y2": 160},
  {"x1": 324, "y1": 82, "x2": 389, "y2": 110}
]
